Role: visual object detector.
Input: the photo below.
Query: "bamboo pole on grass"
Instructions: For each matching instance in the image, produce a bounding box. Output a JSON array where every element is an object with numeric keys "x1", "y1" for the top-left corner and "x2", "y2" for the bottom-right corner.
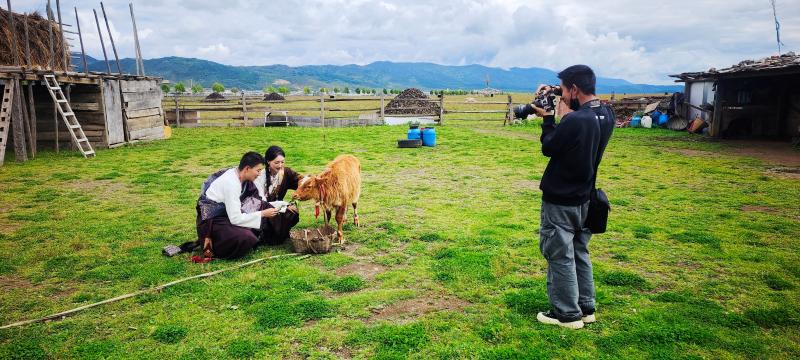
[{"x1": 0, "y1": 253, "x2": 308, "y2": 329}]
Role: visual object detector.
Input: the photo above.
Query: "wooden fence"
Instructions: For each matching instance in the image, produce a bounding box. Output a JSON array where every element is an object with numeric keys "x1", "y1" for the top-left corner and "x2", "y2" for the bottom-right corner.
[{"x1": 162, "y1": 93, "x2": 518, "y2": 127}]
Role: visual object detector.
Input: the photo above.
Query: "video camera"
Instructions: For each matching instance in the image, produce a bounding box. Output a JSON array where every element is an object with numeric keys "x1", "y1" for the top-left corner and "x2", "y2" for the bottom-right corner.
[{"x1": 513, "y1": 85, "x2": 562, "y2": 119}]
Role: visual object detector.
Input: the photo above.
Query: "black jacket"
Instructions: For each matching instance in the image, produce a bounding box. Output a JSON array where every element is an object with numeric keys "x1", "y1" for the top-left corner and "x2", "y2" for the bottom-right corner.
[{"x1": 539, "y1": 100, "x2": 615, "y2": 206}]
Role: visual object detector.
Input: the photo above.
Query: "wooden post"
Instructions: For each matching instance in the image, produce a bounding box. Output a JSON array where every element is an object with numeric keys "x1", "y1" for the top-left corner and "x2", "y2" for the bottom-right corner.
[
  {"x1": 174, "y1": 94, "x2": 181, "y2": 127},
  {"x1": 6, "y1": 0, "x2": 18, "y2": 66},
  {"x1": 129, "y1": 3, "x2": 144, "y2": 76},
  {"x1": 101, "y1": 2, "x2": 123, "y2": 74},
  {"x1": 711, "y1": 81, "x2": 722, "y2": 137},
  {"x1": 23, "y1": 14, "x2": 31, "y2": 68},
  {"x1": 47, "y1": 1, "x2": 55, "y2": 70},
  {"x1": 20, "y1": 82, "x2": 34, "y2": 158},
  {"x1": 241, "y1": 92, "x2": 248, "y2": 124},
  {"x1": 56, "y1": 0, "x2": 67, "y2": 71},
  {"x1": 27, "y1": 83, "x2": 37, "y2": 153},
  {"x1": 93, "y1": 9, "x2": 112, "y2": 74},
  {"x1": 11, "y1": 79, "x2": 28, "y2": 162},
  {"x1": 65, "y1": 84, "x2": 72, "y2": 150},
  {"x1": 320, "y1": 93, "x2": 325, "y2": 127},
  {"x1": 380, "y1": 93, "x2": 385, "y2": 122},
  {"x1": 439, "y1": 93, "x2": 444, "y2": 125},
  {"x1": 75, "y1": 7, "x2": 88, "y2": 74},
  {"x1": 506, "y1": 94, "x2": 513, "y2": 126}
]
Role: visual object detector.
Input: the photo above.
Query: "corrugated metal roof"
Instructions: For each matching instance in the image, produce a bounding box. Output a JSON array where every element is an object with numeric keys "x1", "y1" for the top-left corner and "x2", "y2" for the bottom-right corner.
[{"x1": 670, "y1": 52, "x2": 800, "y2": 82}]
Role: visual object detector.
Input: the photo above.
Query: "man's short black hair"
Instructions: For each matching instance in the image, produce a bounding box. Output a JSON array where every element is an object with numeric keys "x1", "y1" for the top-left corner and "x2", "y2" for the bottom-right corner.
[
  {"x1": 239, "y1": 151, "x2": 264, "y2": 170},
  {"x1": 558, "y1": 65, "x2": 596, "y2": 95}
]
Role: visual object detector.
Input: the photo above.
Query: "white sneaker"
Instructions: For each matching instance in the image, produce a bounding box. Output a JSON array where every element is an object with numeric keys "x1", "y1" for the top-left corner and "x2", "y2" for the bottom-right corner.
[
  {"x1": 537, "y1": 312, "x2": 584, "y2": 329},
  {"x1": 582, "y1": 313, "x2": 596, "y2": 323}
]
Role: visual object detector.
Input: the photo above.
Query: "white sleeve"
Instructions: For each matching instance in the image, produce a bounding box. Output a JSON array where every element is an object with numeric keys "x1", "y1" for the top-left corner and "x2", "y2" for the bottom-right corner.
[
  {"x1": 254, "y1": 170, "x2": 267, "y2": 201},
  {"x1": 223, "y1": 179, "x2": 262, "y2": 229}
]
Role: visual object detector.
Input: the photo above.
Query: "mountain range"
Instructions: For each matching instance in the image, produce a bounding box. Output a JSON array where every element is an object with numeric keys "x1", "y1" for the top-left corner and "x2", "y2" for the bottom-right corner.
[{"x1": 75, "y1": 55, "x2": 681, "y2": 94}]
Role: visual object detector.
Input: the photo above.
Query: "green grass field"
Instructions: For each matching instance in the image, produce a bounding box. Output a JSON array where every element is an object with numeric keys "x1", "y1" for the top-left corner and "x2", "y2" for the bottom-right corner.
[{"x1": 0, "y1": 121, "x2": 798, "y2": 359}]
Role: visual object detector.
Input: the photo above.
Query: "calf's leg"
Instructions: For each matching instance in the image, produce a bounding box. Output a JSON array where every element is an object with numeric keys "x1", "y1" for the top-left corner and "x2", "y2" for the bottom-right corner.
[
  {"x1": 352, "y1": 202, "x2": 359, "y2": 227},
  {"x1": 335, "y1": 205, "x2": 346, "y2": 246}
]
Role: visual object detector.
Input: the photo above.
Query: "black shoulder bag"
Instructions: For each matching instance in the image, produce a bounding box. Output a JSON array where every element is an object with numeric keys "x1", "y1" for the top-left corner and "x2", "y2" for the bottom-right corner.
[{"x1": 585, "y1": 105, "x2": 611, "y2": 234}]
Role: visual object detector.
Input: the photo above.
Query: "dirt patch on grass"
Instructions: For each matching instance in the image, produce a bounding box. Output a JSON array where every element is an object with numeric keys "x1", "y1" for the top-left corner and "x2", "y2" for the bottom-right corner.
[
  {"x1": 513, "y1": 180, "x2": 540, "y2": 190},
  {"x1": 0, "y1": 275, "x2": 36, "y2": 291},
  {"x1": 665, "y1": 148, "x2": 716, "y2": 157},
  {"x1": 367, "y1": 293, "x2": 471, "y2": 323},
  {"x1": 0, "y1": 275, "x2": 77, "y2": 299},
  {"x1": 336, "y1": 262, "x2": 387, "y2": 280},
  {"x1": 723, "y1": 141, "x2": 800, "y2": 167},
  {"x1": 741, "y1": 205, "x2": 782, "y2": 214},
  {"x1": 765, "y1": 167, "x2": 800, "y2": 179},
  {"x1": 65, "y1": 179, "x2": 129, "y2": 200}
]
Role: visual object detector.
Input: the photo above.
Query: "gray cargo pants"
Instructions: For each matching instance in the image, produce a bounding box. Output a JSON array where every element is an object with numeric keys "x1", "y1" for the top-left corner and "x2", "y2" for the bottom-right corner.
[{"x1": 539, "y1": 200, "x2": 595, "y2": 322}]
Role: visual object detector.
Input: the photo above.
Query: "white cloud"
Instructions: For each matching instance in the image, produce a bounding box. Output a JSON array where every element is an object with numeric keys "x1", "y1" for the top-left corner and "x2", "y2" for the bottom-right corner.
[{"x1": 9, "y1": 0, "x2": 800, "y2": 84}]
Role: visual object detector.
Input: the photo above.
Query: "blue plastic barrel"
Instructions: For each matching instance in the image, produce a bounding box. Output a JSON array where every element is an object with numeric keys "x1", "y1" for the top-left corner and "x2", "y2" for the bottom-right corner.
[
  {"x1": 407, "y1": 127, "x2": 421, "y2": 140},
  {"x1": 658, "y1": 113, "x2": 669, "y2": 126},
  {"x1": 651, "y1": 110, "x2": 662, "y2": 121},
  {"x1": 630, "y1": 116, "x2": 641, "y2": 127},
  {"x1": 421, "y1": 127, "x2": 436, "y2": 147}
]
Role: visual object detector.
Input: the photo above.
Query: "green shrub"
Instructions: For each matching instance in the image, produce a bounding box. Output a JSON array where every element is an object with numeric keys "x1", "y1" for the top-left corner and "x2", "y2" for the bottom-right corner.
[
  {"x1": 151, "y1": 324, "x2": 188, "y2": 344},
  {"x1": 744, "y1": 307, "x2": 798, "y2": 328},
  {"x1": 330, "y1": 275, "x2": 365, "y2": 293},
  {"x1": 226, "y1": 339, "x2": 257, "y2": 359},
  {"x1": 669, "y1": 231, "x2": 721, "y2": 248},
  {"x1": 599, "y1": 271, "x2": 649, "y2": 289},
  {"x1": 764, "y1": 274, "x2": 794, "y2": 290},
  {"x1": 503, "y1": 288, "x2": 550, "y2": 315}
]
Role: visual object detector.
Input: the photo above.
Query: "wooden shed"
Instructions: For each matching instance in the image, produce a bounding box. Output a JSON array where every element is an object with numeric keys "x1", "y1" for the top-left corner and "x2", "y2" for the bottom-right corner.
[
  {"x1": 670, "y1": 52, "x2": 800, "y2": 140},
  {"x1": 1, "y1": 69, "x2": 164, "y2": 156}
]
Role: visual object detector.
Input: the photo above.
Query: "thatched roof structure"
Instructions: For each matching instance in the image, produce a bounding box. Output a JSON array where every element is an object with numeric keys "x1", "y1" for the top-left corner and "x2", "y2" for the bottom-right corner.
[{"x1": 1, "y1": 8, "x2": 71, "y2": 71}]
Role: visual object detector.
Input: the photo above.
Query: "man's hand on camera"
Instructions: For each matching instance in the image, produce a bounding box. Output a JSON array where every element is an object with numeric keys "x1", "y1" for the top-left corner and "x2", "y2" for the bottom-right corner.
[
  {"x1": 557, "y1": 98, "x2": 573, "y2": 116},
  {"x1": 530, "y1": 104, "x2": 551, "y2": 117}
]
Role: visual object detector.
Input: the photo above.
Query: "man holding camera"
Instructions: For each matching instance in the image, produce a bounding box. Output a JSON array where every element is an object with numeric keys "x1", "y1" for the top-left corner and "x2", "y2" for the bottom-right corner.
[{"x1": 528, "y1": 65, "x2": 615, "y2": 329}]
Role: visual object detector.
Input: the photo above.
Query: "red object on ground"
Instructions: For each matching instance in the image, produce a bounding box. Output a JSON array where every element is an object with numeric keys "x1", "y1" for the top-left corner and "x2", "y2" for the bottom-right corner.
[{"x1": 191, "y1": 255, "x2": 213, "y2": 263}]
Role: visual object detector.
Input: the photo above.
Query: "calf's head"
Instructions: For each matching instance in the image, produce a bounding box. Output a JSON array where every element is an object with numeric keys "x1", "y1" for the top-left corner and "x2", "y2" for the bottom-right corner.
[{"x1": 292, "y1": 176, "x2": 319, "y2": 201}]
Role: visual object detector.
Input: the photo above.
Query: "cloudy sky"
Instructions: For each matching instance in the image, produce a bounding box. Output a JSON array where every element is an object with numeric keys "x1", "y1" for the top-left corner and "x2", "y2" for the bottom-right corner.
[{"x1": 9, "y1": 0, "x2": 799, "y2": 84}]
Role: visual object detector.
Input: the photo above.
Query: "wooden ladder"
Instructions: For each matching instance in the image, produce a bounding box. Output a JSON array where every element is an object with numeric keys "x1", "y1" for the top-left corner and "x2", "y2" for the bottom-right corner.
[
  {"x1": 42, "y1": 75, "x2": 95, "y2": 158},
  {"x1": 0, "y1": 80, "x2": 16, "y2": 166}
]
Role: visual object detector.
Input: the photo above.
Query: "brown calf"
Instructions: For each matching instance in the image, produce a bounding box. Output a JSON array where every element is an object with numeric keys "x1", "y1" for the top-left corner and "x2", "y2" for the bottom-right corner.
[{"x1": 292, "y1": 154, "x2": 361, "y2": 245}]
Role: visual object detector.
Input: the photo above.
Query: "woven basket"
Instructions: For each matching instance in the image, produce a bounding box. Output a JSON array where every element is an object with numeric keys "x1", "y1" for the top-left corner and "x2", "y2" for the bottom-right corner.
[{"x1": 290, "y1": 226, "x2": 336, "y2": 254}]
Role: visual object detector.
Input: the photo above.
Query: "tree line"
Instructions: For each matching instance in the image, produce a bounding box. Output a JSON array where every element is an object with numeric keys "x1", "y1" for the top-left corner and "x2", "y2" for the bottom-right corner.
[{"x1": 161, "y1": 82, "x2": 485, "y2": 96}]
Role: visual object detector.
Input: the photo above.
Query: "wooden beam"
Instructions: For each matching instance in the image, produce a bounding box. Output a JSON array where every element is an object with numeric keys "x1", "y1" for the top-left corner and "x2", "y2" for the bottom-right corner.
[
  {"x1": 70, "y1": 102, "x2": 101, "y2": 111},
  {"x1": 11, "y1": 80, "x2": 28, "y2": 162},
  {"x1": 100, "y1": 2, "x2": 122, "y2": 74},
  {"x1": 26, "y1": 83, "x2": 37, "y2": 154},
  {"x1": 75, "y1": 7, "x2": 88, "y2": 74},
  {"x1": 20, "y1": 81, "x2": 34, "y2": 158}
]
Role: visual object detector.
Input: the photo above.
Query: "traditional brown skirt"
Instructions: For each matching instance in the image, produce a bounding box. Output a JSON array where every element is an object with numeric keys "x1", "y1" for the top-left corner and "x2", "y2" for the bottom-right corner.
[{"x1": 259, "y1": 210, "x2": 300, "y2": 246}]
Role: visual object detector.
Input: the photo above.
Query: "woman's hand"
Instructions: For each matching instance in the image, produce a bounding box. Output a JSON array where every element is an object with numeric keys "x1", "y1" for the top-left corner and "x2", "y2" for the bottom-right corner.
[
  {"x1": 287, "y1": 205, "x2": 298, "y2": 214},
  {"x1": 261, "y1": 208, "x2": 279, "y2": 218}
]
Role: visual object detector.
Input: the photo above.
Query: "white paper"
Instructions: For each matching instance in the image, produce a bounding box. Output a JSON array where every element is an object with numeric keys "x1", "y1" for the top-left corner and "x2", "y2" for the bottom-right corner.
[{"x1": 269, "y1": 201, "x2": 290, "y2": 213}]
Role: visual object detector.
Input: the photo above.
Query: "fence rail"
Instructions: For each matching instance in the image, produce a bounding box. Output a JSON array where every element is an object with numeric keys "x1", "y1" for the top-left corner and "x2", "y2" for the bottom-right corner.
[{"x1": 162, "y1": 93, "x2": 519, "y2": 127}]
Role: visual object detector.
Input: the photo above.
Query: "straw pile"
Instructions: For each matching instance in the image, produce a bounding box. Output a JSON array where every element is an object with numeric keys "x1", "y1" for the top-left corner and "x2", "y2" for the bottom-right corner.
[
  {"x1": 385, "y1": 88, "x2": 440, "y2": 115},
  {"x1": 264, "y1": 92, "x2": 285, "y2": 101},
  {"x1": 0, "y1": 9, "x2": 71, "y2": 71}
]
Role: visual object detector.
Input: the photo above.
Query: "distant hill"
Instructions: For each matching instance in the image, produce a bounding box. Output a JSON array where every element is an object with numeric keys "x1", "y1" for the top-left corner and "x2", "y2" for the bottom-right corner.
[{"x1": 75, "y1": 54, "x2": 681, "y2": 94}]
